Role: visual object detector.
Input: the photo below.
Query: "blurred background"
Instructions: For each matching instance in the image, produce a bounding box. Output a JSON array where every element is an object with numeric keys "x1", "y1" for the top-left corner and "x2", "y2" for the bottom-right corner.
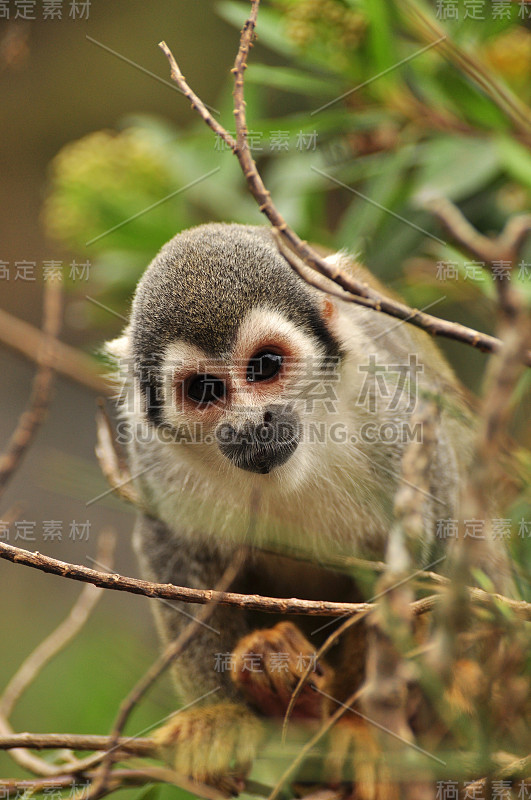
[{"x1": 1, "y1": 0, "x2": 530, "y2": 795}]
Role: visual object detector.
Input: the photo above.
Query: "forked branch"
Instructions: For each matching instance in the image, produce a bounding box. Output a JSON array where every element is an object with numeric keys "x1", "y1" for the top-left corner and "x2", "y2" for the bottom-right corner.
[{"x1": 159, "y1": 2, "x2": 531, "y2": 366}]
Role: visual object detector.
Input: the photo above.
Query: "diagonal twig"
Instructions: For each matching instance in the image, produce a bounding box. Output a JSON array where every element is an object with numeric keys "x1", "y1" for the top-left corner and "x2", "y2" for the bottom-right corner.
[
  {"x1": 0, "y1": 530, "x2": 116, "y2": 776},
  {"x1": 95, "y1": 400, "x2": 141, "y2": 508},
  {"x1": 0, "y1": 306, "x2": 110, "y2": 395},
  {"x1": 88, "y1": 548, "x2": 247, "y2": 798},
  {"x1": 158, "y1": 4, "x2": 531, "y2": 366},
  {"x1": 0, "y1": 280, "x2": 63, "y2": 500}
]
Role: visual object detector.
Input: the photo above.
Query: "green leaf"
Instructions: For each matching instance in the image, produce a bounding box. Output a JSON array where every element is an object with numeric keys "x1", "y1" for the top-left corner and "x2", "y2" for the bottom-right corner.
[
  {"x1": 413, "y1": 136, "x2": 501, "y2": 203},
  {"x1": 470, "y1": 568, "x2": 495, "y2": 594},
  {"x1": 496, "y1": 135, "x2": 531, "y2": 191},
  {"x1": 265, "y1": 150, "x2": 325, "y2": 232},
  {"x1": 255, "y1": 108, "x2": 386, "y2": 138},
  {"x1": 359, "y1": 0, "x2": 398, "y2": 82},
  {"x1": 247, "y1": 64, "x2": 344, "y2": 97},
  {"x1": 333, "y1": 146, "x2": 416, "y2": 250},
  {"x1": 132, "y1": 787, "x2": 161, "y2": 800}
]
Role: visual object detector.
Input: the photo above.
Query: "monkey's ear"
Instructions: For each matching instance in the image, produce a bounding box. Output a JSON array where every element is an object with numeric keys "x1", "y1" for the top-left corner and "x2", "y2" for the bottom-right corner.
[
  {"x1": 317, "y1": 253, "x2": 348, "y2": 332},
  {"x1": 318, "y1": 293, "x2": 344, "y2": 345},
  {"x1": 320, "y1": 294, "x2": 337, "y2": 323}
]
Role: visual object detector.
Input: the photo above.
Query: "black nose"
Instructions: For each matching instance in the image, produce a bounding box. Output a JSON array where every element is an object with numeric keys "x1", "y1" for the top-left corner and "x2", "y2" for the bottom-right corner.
[{"x1": 216, "y1": 405, "x2": 300, "y2": 474}]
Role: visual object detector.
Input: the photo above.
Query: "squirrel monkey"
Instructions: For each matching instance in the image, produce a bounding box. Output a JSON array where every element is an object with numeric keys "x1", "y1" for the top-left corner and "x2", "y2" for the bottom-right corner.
[{"x1": 106, "y1": 223, "x2": 512, "y2": 792}]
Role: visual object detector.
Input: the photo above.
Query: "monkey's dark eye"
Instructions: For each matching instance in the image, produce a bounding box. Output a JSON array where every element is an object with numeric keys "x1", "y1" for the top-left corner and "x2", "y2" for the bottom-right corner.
[
  {"x1": 186, "y1": 374, "x2": 226, "y2": 406},
  {"x1": 247, "y1": 351, "x2": 283, "y2": 383}
]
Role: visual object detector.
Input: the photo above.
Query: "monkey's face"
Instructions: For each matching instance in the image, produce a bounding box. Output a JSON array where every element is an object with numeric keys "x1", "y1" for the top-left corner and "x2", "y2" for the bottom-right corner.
[
  {"x1": 156, "y1": 306, "x2": 339, "y2": 484},
  {"x1": 110, "y1": 224, "x2": 346, "y2": 496}
]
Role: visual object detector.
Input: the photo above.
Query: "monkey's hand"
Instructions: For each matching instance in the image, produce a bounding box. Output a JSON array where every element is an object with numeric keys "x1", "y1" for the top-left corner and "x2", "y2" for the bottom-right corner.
[
  {"x1": 152, "y1": 701, "x2": 263, "y2": 795},
  {"x1": 152, "y1": 623, "x2": 330, "y2": 794},
  {"x1": 231, "y1": 621, "x2": 331, "y2": 719}
]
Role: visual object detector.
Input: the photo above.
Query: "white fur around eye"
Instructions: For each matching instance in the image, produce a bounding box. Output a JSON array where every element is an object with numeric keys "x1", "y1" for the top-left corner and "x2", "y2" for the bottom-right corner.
[{"x1": 234, "y1": 307, "x2": 326, "y2": 365}]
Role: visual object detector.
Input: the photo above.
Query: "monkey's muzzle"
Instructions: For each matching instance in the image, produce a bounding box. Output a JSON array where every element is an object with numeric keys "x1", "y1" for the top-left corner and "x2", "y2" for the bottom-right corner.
[{"x1": 216, "y1": 405, "x2": 300, "y2": 474}]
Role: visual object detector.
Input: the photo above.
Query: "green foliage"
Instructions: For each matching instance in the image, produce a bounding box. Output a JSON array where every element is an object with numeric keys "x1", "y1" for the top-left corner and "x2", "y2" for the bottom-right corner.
[{"x1": 43, "y1": 0, "x2": 531, "y2": 321}]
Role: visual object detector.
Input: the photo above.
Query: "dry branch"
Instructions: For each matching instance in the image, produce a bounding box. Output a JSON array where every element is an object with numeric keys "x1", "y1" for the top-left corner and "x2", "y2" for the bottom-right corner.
[
  {"x1": 0, "y1": 767, "x2": 236, "y2": 800},
  {"x1": 0, "y1": 530, "x2": 116, "y2": 777},
  {"x1": 282, "y1": 608, "x2": 372, "y2": 739},
  {"x1": 90, "y1": 549, "x2": 247, "y2": 798},
  {"x1": 0, "y1": 280, "x2": 62, "y2": 499},
  {"x1": 430, "y1": 195, "x2": 531, "y2": 592},
  {"x1": 361, "y1": 402, "x2": 440, "y2": 800},
  {"x1": 0, "y1": 530, "x2": 115, "y2": 721},
  {"x1": 159, "y1": 4, "x2": 531, "y2": 367},
  {"x1": 269, "y1": 686, "x2": 362, "y2": 800},
  {"x1": 0, "y1": 306, "x2": 109, "y2": 395},
  {"x1": 425, "y1": 198, "x2": 531, "y2": 269},
  {"x1": 0, "y1": 733, "x2": 153, "y2": 755},
  {"x1": 95, "y1": 400, "x2": 141, "y2": 507},
  {"x1": 0, "y1": 539, "x2": 371, "y2": 615},
  {"x1": 403, "y1": 0, "x2": 531, "y2": 144},
  {"x1": 1, "y1": 540, "x2": 528, "y2": 619}
]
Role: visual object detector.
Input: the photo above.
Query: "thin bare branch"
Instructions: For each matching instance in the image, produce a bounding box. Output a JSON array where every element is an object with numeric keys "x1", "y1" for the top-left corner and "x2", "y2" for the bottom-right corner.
[
  {"x1": 0, "y1": 530, "x2": 115, "y2": 720},
  {"x1": 89, "y1": 549, "x2": 247, "y2": 797},
  {"x1": 0, "y1": 733, "x2": 152, "y2": 755},
  {"x1": 269, "y1": 686, "x2": 362, "y2": 800},
  {"x1": 0, "y1": 306, "x2": 109, "y2": 395},
  {"x1": 437, "y1": 196, "x2": 531, "y2": 593},
  {"x1": 112, "y1": 766, "x2": 230, "y2": 800},
  {"x1": 424, "y1": 197, "x2": 531, "y2": 269},
  {"x1": 0, "y1": 530, "x2": 116, "y2": 776},
  {"x1": 261, "y1": 542, "x2": 450, "y2": 586},
  {"x1": 0, "y1": 539, "x2": 369, "y2": 615},
  {"x1": 0, "y1": 280, "x2": 62, "y2": 498},
  {"x1": 403, "y1": 0, "x2": 531, "y2": 144},
  {"x1": 158, "y1": 41, "x2": 236, "y2": 151},
  {"x1": 95, "y1": 401, "x2": 141, "y2": 507},
  {"x1": 282, "y1": 606, "x2": 371, "y2": 741},
  {"x1": 0, "y1": 775, "x2": 92, "y2": 798},
  {"x1": 0, "y1": 767, "x2": 234, "y2": 800},
  {"x1": 0, "y1": 717, "x2": 61, "y2": 779},
  {"x1": 158, "y1": 8, "x2": 531, "y2": 366},
  {"x1": 361, "y1": 401, "x2": 440, "y2": 800},
  {"x1": 0, "y1": 540, "x2": 528, "y2": 618}
]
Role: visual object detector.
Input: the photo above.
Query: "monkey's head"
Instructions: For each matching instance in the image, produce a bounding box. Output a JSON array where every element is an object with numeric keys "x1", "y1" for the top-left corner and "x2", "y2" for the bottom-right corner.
[{"x1": 108, "y1": 223, "x2": 348, "y2": 493}]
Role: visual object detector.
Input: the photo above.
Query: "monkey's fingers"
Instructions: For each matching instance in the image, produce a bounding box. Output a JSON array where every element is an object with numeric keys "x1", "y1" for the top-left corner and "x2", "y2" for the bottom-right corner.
[
  {"x1": 152, "y1": 701, "x2": 263, "y2": 795},
  {"x1": 231, "y1": 621, "x2": 331, "y2": 719}
]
